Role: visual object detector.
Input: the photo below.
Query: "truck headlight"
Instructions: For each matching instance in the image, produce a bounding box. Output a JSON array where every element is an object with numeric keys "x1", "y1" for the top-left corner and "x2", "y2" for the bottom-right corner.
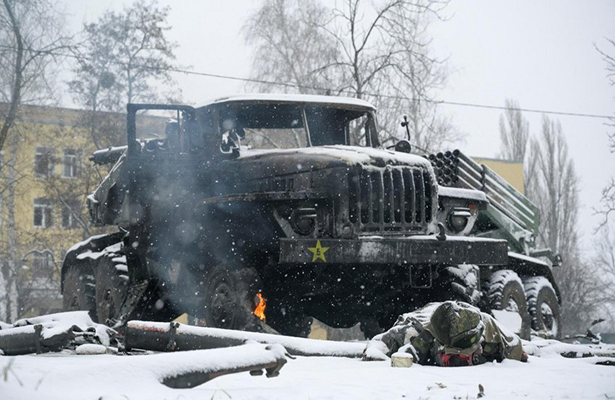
[
  {"x1": 291, "y1": 208, "x2": 317, "y2": 235},
  {"x1": 448, "y1": 208, "x2": 471, "y2": 232}
]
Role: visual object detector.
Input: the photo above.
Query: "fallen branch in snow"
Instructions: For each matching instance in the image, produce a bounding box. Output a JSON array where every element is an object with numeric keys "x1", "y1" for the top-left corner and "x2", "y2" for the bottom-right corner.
[{"x1": 125, "y1": 320, "x2": 366, "y2": 358}]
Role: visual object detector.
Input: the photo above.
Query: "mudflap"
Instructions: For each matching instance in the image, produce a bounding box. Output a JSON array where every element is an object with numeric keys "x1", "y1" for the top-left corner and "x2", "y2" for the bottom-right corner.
[{"x1": 109, "y1": 280, "x2": 150, "y2": 330}]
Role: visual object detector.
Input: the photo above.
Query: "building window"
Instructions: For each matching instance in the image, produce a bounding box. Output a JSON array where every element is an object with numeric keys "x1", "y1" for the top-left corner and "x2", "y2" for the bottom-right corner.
[
  {"x1": 61, "y1": 200, "x2": 81, "y2": 229},
  {"x1": 31, "y1": 251, "x2": 53, "y2": 280},
  {"x1": 33, "y1": 198, "x2": 54, "y2": 228},
  {"x1": 35, "y1": 146, "x2": 55, "y2": 177},
  {"x1": 63, "y1": 149, "x2": 79, "y2": 178}
]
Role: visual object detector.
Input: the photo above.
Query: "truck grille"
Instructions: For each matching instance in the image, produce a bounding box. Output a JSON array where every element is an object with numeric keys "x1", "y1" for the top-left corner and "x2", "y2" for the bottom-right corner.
[{"x1": 348, "y1": 166, "x2": 433, "y2": 233}]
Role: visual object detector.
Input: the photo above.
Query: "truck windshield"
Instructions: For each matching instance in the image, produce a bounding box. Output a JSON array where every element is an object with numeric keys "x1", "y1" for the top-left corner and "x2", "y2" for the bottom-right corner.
[{"x1": 213, "y1": 102, "x2": 375, "y2": 150}]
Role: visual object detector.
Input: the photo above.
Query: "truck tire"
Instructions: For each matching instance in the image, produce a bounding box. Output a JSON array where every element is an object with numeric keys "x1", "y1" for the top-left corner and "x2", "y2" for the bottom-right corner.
[
  {"x1": 95, "y1": 251, "x2": 129, "y2": 326},
  {"x1": 201, "y1": 265, "x2": 260, "y2": 331},
  {"x1": 484, "y1": 269, "x2": 530, "y2": 339},
  {"x1": 62, "y1": 264, "x2": 97, "y2": 321},
  {"x1": 437, "y1": 265, "x2": 481, "y2": 305},
  {"x1": 523, "y1": 276, "x2": 561, "y2": 339}
]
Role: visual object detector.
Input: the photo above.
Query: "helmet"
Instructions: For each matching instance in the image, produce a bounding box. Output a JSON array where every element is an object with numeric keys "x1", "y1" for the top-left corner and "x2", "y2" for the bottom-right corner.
[{"x1": 429, "y1": 301, "x2": 484, "y2": 352}]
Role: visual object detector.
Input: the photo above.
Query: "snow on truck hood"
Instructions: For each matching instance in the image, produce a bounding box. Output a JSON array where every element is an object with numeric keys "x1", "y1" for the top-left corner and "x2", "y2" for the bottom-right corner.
[{"x1": 237, "y1": 145, "x2": 432, "y2": 169}]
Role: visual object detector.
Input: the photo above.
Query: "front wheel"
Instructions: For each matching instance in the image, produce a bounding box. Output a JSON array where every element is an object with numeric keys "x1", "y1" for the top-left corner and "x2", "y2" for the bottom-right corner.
[
  {"x1": 435, "y1": 264, "x2": 481, "y2": 305},
  {"x1": 95, "y1": 251, "x2": 130, "y2": 326},
  {"x1": 63, "y1": 263, "x2": 97, "y2": 321},
  {"x1": 200, "y1": 264, "x2": 261, "y2": 331}
]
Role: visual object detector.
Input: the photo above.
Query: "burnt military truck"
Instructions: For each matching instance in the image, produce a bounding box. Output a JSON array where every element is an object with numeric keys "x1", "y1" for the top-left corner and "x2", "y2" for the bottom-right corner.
[{"x1": 61, "y1": 94, "x2": 561, "y2": 339}]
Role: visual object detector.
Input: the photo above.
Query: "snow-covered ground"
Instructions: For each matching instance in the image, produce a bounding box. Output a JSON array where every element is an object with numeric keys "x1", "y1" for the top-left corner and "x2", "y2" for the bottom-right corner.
[
  {"x1": 2, "y1": 347, "x2": 615, "y2": 399},
  {"x1": 2, "y1": 312, "x2": 614, "y2": 399}
]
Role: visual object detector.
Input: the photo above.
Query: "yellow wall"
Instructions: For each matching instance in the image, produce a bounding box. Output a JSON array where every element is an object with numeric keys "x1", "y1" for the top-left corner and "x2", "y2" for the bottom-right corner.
[
  {"x1": 0, "y1": 104, "x2": 118, "y2": 317},
  {"x1": 473, "y1": 157, "x2": 525, "y2": 195}
]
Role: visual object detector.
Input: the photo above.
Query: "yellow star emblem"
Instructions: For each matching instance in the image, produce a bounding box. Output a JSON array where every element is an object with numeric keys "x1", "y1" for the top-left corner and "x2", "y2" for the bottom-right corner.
[{"x1": 308, "y1": 240, "x2": 330, "y2": 262}]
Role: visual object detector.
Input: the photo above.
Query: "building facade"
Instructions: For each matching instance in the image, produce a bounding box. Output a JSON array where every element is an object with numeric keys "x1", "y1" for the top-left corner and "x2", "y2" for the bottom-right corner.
[{"x1": 0, "y1": 104, "x2": 123, "y2": 321}]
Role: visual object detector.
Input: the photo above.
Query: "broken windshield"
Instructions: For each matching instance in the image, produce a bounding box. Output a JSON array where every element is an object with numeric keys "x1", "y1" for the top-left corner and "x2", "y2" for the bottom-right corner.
[{"x1": 209, "y1": 102, "x2": 377, "y2": 150}]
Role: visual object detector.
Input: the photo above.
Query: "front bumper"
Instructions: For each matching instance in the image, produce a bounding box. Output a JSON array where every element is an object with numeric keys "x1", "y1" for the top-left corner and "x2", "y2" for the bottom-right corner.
[{"x1": 279, "y1": 235, "x2": 508, "y2": 266}]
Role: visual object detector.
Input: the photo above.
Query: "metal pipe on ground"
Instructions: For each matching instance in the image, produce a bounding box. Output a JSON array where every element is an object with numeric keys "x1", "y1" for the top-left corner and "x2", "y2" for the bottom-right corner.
[
  {"x1": 159, "y1": 343, "x2": 288, "y2": 389},
  {"x1": 0, "y1": 324, "x2": 74, "y2": 355},
  {"x1": 125, "y1": 321, "x2": 366, "y2": 358}
]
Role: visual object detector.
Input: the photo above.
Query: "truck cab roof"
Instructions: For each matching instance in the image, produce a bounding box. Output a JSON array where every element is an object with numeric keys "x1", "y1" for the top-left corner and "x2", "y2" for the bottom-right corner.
[{"x1": 201, "y1": 93, "x2": 377, "y2": 111}]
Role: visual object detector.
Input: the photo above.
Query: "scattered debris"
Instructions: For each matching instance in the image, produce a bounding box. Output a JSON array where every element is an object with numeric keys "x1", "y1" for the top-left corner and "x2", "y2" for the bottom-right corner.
[
  {"x1": 478, "y1": 383, "x2": 485, "y2": 398},
  {"x1": 523, "y1": 337, "x2": 615, "y2": 359},
  {"x1": 75, "y1": 344, "x2": 107, "y2": 355},
  {"x1": 427, "y1": 382, "x2": 447, "y2": 390},
  {"x1": 391, "y1": 352, "x2": 414, "y2": 368},
  {"x1": 0, "y1": 313, "x2": 291, "y2": 387},
  {"x1": 0, "y1": 311, "x2": 115, "y2": 355}
]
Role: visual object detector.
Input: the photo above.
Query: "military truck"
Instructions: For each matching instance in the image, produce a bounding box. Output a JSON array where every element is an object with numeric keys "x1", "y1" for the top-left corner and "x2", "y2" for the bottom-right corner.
[{"x1": 61, "y1": 94, "x2": 561, "y2": 339}]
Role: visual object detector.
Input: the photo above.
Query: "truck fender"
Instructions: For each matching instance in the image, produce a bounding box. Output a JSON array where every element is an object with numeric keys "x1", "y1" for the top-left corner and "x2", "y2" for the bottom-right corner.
[
  {"x1": 504, "y1": 252, "x2": 561, "y2": 304},
  {"x1": 60, "y1": 231, "x2": 127, "y2": 293}
]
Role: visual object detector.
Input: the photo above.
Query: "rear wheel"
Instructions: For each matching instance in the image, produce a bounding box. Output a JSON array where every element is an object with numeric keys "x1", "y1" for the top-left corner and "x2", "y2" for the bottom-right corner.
[
  {"x1": 95, "y1": 251, "x2": 130, "y2": 326},
  {"x1": 484, "y1": 269, "x2": 530, "y2": 339},
  {"x1": 523, "y1": 276, "x2": 561, "y2": 339},
  {"x1": 63, "y1": 263, "x2": 97, "y2": 321}
]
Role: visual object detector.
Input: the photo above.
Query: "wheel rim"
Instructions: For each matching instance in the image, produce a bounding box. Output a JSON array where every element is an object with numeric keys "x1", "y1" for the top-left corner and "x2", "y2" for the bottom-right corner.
[
  {"x1": 540, "y1": 303, "x2": 557, "y2": 335},
  {"x1": 505, "y1": 296, "x2": 520, "y2": 313}
]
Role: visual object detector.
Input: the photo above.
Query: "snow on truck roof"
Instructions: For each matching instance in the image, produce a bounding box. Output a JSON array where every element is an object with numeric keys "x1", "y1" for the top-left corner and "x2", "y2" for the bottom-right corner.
[{"x1": 203, "y1": 93, "x2": 376, "y2": 110}]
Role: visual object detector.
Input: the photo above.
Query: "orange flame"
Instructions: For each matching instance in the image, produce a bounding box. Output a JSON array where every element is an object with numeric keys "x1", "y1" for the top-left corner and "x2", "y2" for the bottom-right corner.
[{"x1": 254, "y1": 293, "x2": 266, "y2": 321}]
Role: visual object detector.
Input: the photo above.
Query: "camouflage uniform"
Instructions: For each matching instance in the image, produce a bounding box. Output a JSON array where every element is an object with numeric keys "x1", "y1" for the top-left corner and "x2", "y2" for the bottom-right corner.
[{"x1": 363, "y1": 301, "x2": 526, "y2": 366}]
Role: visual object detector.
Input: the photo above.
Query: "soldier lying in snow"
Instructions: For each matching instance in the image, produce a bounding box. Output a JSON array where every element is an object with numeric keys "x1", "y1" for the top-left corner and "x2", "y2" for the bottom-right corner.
[{"x1": 363, "y1": 301, "x2": 527, "y2": 366}]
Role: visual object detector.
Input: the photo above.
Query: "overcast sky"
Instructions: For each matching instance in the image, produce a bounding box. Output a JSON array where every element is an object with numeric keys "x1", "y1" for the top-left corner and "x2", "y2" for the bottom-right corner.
[{"x1": 62, "y1": 0, "x2": 615, "y2": 255}]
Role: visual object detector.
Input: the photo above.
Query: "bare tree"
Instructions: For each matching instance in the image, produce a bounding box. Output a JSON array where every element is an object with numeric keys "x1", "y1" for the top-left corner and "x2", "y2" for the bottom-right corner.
[
  {"x1": 530, "y1": 117, "x2": 578, "y2": 259},
  {"x1": 244, "y1": 0, "x2": 339, "y2": 95},
  {"x1": 527, "y1": 115, "x2": 602, "y2": 333},
  {"x1": 595, "y1": 38, "x2": 615, "y2": 227},
  {"x1": 244, "y1": 0, "x2": 458, "y2": 152},
  {"x1": 595, "y1": 38, "x2": 615, "y2": 139},
  {"x1": 0, "y1": 0, "x2": 69, "y2": 322},
  {"x1": 594, "y1": 225, "x2": 615, "y2": 298},
  {"x1": 498, "y1": 99, "x2": 536, "y2": 195},
  {"x1": 68, "y1": 0, "x2": 179, "y2": 149},
  {"x1": 591, "y1": 39, "x2": 615, "y2": 332},
  {"x1": 0, "y1": 0, "x2": 70, "y2": 152},
  {"x1": 0, "y1": 118, "x2": 20, "y2": 321},
  {"x1": 499, "y1": 98, "x2": 530, "y2": 161}
]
